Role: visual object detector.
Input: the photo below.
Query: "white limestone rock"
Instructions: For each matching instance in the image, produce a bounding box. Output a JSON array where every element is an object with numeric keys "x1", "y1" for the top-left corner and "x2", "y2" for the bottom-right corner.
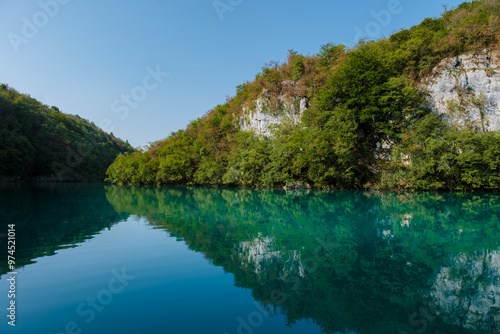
[
  {"x1": 239, "y1": 85, "x2": 309, "y2": 137},
  {"x1": 422, "y1": 50, "x2": 500, "y2": 132},
  {"x1": 240, "y1": 51, "x2": 500, "y2": 137}
]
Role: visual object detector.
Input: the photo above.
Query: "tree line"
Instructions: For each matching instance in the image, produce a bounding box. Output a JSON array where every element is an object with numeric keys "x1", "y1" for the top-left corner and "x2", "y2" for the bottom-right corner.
[{"x1": 0, "y1": 84, "x2": 133, "y2": 181}]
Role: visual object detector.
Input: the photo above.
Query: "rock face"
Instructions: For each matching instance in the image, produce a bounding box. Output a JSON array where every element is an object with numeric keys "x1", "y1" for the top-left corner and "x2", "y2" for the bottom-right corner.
[
  {"x1": 240, "y1": 52, "x2": 500, "y2": 135},
  {"x1": 426, "y1": 250, "x2": 500, "y2": 333},
  {"x1": 422, "y1": 50, "x2": 500, "y2": 132},
  {"x1": 239, "y1": 91, "x2": 309, "y2": 137}
]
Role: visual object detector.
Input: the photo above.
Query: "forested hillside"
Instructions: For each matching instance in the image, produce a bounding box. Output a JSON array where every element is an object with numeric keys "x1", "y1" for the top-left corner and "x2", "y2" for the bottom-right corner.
[
  {"x1": 106, "y1": 0, "x2": 500, "y2": 191},
  {"x1": 0, "y1": 84, "x2": 134, "y2": 181}
]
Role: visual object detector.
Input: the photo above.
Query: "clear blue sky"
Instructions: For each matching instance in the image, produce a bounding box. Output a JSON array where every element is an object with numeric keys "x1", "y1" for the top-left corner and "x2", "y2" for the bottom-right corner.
[{"x1": 1, "y1": 0, "x2": 466, "y2": 148}]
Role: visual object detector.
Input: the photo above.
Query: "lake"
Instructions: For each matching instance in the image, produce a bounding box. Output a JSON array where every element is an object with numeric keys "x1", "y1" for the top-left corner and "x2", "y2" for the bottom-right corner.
[{"x1": 1, "y1": 183, "x2": 500, "y2": 334}]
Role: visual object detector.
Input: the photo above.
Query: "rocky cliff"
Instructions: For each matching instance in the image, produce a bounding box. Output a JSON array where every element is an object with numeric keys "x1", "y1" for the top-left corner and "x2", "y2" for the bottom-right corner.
[
  {"x1": 422, "y1": 50, "x2": 500, "y2": 132},
  {"x1": 240, "y1": 51, "x2": 500, "y2": 135},
  {"x1": 239, "y1": 81, "x2": 309, "y2": 137}
]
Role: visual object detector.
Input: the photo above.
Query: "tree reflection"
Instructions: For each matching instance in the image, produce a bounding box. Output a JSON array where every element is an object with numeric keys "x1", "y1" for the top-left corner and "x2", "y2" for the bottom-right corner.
[
  {"x1": 0, "y1": 183, "x2": 128, "y2": 275},
  {"x1": 105, "y1": 185, "x2": 500, "y2": 334}
]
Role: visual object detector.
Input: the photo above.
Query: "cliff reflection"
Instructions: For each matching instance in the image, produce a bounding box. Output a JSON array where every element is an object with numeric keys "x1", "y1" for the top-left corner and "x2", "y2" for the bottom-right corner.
[{"x1": 427, "y1": 250, "x2": 500, "y2": 332}]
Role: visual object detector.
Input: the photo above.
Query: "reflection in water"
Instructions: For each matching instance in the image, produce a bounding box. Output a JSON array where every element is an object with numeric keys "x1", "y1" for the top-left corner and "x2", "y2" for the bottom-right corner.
[
  {"x1": 104, "y1": 186, "x2": 500, "y2": 334},
  {"x1": 3, "y1": 184, "x2": 499, "y2": 333},
  {"x1": 428, "y1": 250, "x2": 500, "y2": 332},
  {"x1": 239, "y1": 234, "x2": 306, "y2": 280},
  {"x1": 0, "y1": 183, "x2": 127, "y2": 275}
]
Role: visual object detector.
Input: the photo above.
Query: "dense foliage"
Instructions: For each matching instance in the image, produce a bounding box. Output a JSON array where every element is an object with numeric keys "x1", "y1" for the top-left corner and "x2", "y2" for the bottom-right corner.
[
  {"x1": 0, "y1": 84, "x2": 134, "y2": 181},
  {"x1": 107, "y1": 0, "x2": 500, "y2": 191}
]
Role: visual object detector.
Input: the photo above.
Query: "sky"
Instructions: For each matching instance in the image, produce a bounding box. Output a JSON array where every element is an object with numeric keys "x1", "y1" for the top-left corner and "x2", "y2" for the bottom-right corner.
[{"x1": 0, "y1": 0, "x2": 466, "y2": 148}]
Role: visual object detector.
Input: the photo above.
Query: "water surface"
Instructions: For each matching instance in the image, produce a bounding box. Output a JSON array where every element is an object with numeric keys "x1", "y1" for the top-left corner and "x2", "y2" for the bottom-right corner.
[{"x1": 1, "y1": 184, "x2": 500, "y2": 334}]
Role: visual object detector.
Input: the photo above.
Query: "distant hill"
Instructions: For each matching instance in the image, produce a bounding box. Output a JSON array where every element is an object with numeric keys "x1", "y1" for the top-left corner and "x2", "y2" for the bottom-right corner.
[
  {"x1": 0, "y1": 84, "x2": 134, "y2": 182},
  {"x1": 106, "y1": 0, "x2": 500, "y2": 191}
]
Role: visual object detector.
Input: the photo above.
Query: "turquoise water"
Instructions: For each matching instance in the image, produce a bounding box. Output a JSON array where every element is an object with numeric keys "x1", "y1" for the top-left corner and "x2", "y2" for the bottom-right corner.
[{"x1": 1, "y1": 184, "x2": 500, "y2": 334}]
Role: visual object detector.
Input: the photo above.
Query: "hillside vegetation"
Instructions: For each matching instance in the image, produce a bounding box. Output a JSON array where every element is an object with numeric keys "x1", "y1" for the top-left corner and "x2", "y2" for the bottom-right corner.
[
  {"x1": 0, "y1": 84, "x2": 134, "y2": 181},
  {"x1": 106, "y1": 0, "x2": 500, "y2": 191}
]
